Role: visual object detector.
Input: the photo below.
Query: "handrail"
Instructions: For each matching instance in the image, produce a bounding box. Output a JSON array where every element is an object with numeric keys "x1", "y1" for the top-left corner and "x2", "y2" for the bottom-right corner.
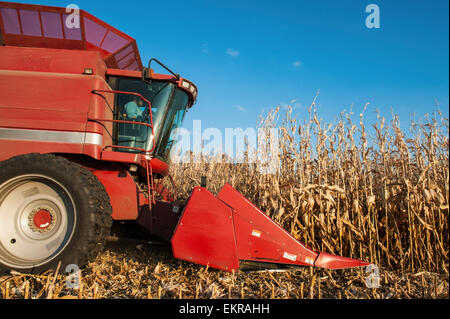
[
  {"x1": 89, "y1": 118, "x2": 152, "y2": 128},
  {"x1": 91, "y1": 89, "x2": 155, "y2": 153}
]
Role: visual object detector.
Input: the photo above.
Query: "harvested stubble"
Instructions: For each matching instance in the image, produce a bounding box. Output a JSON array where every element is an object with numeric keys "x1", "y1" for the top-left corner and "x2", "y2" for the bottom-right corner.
[
  {"x1": 0, "y1": 243, "x2": 448, "y2": 299},
  {"x1": 1, "y1": 102, "x2": 448, "y2": 299}
]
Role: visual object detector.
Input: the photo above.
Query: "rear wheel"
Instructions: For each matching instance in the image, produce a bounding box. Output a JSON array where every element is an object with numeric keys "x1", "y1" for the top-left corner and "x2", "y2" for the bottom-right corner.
[{"x1": 0, "y1": 153, "x2": 112, "y2": 273}]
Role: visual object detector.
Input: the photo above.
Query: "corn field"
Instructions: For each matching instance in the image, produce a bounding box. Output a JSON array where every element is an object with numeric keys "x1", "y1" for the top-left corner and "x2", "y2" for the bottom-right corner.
[
  {"x1": 1, "y1": 101, "x2": 448, "y2": 299},
  {"x1": 170, "y1": 101, "x2": 449, "y2": 274}
]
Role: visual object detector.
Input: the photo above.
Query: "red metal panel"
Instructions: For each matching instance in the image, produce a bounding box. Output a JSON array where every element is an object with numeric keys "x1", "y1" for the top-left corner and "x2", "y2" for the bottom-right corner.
[
  {"x1": 217, "y1": 184, "x2": 319, "y2": 267},
  {"x1": 99, "y1": 152, "x2": 169, "y2": 176},
  {"x1": 100, "y1": 151, "x2": 141, "y2": 165},
  {"x1": 1, "y1": 34, "x2": 84, "y2": 50},
  {"x1": 0, "y1": 140, "x2": 83, "y2": 162},
  {"x1": 0, "y1": 70, "x2": 96, "y2": 132},
  {"x1": 106, "y1": 68, "x2": 178, "y2": 82},
  {"x1": 169, "y1": 184, "x2": 370, "y2": 272},
  {"x1": 86, "y1": 75, "x2": 114, "y2": 147},
  {"x1": 217, "y1": 184, "x2": 371, "y2": 270},
  {"x1": 106, "y1": 68, "x2": 141, "y2": 78},
  {"x1": 0, "y1": 71, "x2": 93, "y2": 111},
  {"x1": 92, "y1": 170, "x2": 138, "y2": 220},
  {"x1": 0, "y1": 46, "x2": 115, "y2": 160},
  {"x1": 314, "y1": 252, "x2": 371, "y2": 269},
  {"x1": 0, "y1": 106, "x2": 87, "y2": 132},
  {"x1": 81, "y1": 143, "x2": 102, "y2": 160},
  {"x1": 149, "y1": 158, "x2": 170, "y2": 176},
  {"x1": 0, "y1": 45, "x2": 105, "y2": 74},
  {"x1": 171, "y1": 187, "x2": 240, "y2": 272}
]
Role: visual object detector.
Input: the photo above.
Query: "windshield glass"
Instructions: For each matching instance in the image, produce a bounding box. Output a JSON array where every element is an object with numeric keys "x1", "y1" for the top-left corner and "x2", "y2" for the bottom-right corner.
[
  {"x1": 154, "y1": 89, "x2": 189, "y2": 160},
  {"x1": 116, "y1": 79, "x2": 174, "y2": 152},
  {"x1": 113, "y1": 78, "x2": 191, "y2": 161}
]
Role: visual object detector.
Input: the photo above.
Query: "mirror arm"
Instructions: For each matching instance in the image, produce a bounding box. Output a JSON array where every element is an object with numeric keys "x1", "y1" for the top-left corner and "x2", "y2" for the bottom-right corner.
[{"x1": 148, "y1": 58, "x2": 180, "y2": 80}]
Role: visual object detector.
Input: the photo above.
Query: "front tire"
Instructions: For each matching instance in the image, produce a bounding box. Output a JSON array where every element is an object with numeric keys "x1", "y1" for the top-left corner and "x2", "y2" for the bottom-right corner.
[{"x1": 0, "y1": 153, "x2": 112, "y2": 273}]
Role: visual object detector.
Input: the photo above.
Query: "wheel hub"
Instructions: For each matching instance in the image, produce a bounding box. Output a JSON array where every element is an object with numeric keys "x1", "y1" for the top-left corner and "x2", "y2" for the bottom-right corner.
[
  {"x1": 0, "y1": 172, "x2": 77, "y2": 269},
  {"x1": 28, "y1": 206, "x2": 57, "y2": 233}
]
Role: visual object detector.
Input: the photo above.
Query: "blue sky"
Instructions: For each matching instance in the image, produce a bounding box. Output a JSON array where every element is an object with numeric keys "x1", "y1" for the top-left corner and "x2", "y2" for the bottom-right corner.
[{"x1": 12, "y1": 0, "x2": 449, "y2": 133}]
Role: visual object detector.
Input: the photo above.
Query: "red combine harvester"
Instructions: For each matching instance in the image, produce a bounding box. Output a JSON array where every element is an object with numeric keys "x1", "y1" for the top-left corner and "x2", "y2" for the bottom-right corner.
[{"x1": 0, "y1": 2, "x2": 370, "y2": 273}]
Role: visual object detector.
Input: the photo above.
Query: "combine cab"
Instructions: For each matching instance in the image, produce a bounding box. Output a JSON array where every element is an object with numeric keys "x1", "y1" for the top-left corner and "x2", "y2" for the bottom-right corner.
[{"x1": 0, "y1": 2, "x2": 370, "y2": 273}]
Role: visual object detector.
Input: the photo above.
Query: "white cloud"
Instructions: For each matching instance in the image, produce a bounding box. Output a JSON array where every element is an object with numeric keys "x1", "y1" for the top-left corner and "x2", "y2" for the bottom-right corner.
[
  {"x1": 292, "y1": 60, "x2": 302, "y2": 68},
  {"x1": 234, "y1": 105, "x2": 247, "y2": 112},
  {"x1": 280, "y1": 99, "x2": 302, "y2": 110},
  {"x1": 202, "y1": 43, "x2": 208, "y2": 54},
  {"x1": 226, "y1": 48, "x2": 240, "y2": 57}
]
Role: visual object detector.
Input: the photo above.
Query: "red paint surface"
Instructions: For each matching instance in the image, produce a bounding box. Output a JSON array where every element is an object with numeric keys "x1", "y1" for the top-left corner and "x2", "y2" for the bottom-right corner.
[
  {"x1": 171, "y1": 184, "x2": 370, "y2": 272},
  {"x1": 0, "y1": 140, "x2": 84, "y2": 162},
  {"x1": 218, "y1": 184, "x2": 318, "y2": 267},
  {"x1": 171, "y1": 188, "x2": 240, "y2": 272},
  {"x1": 92, "y1": 170, "x2": 139, "y2": 220},
  {"x1": 314, "y1": 252, "x2": 371, "y2": 269}
]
